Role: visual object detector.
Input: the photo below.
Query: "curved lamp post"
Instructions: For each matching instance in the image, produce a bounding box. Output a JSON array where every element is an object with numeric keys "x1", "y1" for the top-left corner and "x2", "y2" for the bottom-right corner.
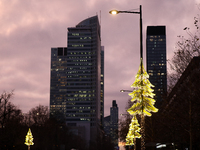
[
  {"x1": 110, "y1": 5, "x2": 145, "y2": 150},
  {"x1": 109, "y1": 5, "x2": 143, "y2": 59}
]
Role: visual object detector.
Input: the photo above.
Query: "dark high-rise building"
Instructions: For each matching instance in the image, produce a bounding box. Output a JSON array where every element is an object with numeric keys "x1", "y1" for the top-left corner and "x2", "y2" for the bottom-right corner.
[
  {"x1": 110, "y1": 100, "x2": 118, "y2": 129},
  {"x1": 104, "y1": 100, "x2": 118, "y2": 147},
  {"x1": 50, "y1": 16, "x2": 102, "y2": 144},
  {"x1": 110, "y1": 100, "x2": 118, "y2": 146},
  {"x1": 100, "y1": 46, "x2": 104, "y2": 127},
  {"x1": 146, "y1": 26, "x2": 167, "y2": 106},
  {"x1": 50, "y1": 47, "x2": 68, "y2": 119}
]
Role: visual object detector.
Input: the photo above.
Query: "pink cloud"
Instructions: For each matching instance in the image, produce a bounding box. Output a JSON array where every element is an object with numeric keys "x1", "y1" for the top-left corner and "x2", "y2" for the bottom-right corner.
[{"x1": 0, "y1": 0, "x2": 199, "y2": 117}]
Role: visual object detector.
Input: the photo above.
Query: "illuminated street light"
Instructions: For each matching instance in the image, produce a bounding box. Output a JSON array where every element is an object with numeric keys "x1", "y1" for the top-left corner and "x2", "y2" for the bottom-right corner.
[
  {"x1": 109, "y1": 10, "x2": 119, "y2": 15},
  {"x1": 120, "y1": 89, "x2": 133, "y2": 93}
]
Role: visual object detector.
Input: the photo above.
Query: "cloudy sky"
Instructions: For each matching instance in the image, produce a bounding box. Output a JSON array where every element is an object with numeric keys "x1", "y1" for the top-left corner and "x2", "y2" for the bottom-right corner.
[{"x1": 0, "y1": 0, "x2": 200, "y2": 117}]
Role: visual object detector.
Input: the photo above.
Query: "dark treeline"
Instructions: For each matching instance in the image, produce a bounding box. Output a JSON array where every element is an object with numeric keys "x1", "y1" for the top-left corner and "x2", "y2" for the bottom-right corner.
[{"x1": 0, "y1": 91, "x2": 114, "y2": 150}]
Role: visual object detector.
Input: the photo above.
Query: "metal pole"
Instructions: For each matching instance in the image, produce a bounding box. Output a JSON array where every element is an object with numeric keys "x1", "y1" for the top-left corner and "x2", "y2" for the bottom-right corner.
[
  {"x1": 139, "y1": 5, "x2": 145, "y2": 150},
  {"x1": 140, "y1": 5, "x2": 143, "y2": 60}
]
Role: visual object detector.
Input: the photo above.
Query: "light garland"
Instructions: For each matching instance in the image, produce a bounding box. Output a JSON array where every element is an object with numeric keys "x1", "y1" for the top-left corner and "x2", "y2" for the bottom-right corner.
[
  {"x1": 125, "y1": 59, "x2": 158, "y2": 149},
  {"x1": 25, "y1": 128, "x2": 34, "y2": 149},
  {"x1": 125, "y1": 116, "x2": 141, "y2": 145},
  {"x1": 127, "y1": 59, "x2": 158, "y2": 116}
]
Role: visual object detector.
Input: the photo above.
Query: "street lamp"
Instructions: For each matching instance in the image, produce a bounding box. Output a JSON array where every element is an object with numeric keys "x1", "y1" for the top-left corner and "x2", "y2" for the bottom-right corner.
[
  {"x1": 109, "y1": 5, "x2": 143, "y2": 59},
  {"x1": 110, "y1": 6, "x2": 145, "y2": 150},
  {"x1": 120, "y1": 89, "x2": 133, "y2": 93}
]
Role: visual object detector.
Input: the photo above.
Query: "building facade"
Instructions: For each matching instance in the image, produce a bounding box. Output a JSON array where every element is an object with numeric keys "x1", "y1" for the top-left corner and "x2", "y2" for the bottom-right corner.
[
  {"x1": 110, "y1": 100, "x2": 118, "y2": 147},
  {"x1": 50, "y1": 16, "x2": 102, "y2": 144},
  {"x1": 104, "y1": 100, "x2": 118, "y2": 147},
  {"x1": 100, "y1": 46, "x2": 104, "y2": 127},
  {"x1": 157, "y1": 57, "x2": 200, "y2": 149},
  {"x1": 50, "y1": 47, "x2": 68, "y2": 120},
  {"x1": 146, "y1": 26, "x2": 167, "y2": 106}
]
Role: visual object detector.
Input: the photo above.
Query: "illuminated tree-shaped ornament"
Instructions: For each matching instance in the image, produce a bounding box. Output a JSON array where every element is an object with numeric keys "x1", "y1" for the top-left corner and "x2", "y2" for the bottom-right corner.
[
  {"x1": 125, "y1": 116, "x2": 141, "y2": 150},
  {"x1": 25, "y1": 128, "x2": 34, "y2": 150},
  {"x1": 127, "y1": 58, "x2": 158, "y2": 150}
]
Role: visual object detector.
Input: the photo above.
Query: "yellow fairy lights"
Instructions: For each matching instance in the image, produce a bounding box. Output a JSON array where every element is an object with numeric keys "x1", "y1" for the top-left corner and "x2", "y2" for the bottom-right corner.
[
  {"x1": 127, "y1": 59, "x2": 158, "y2": 116},
  {"x1": 125, "y1": 58, "x2": 158, "y2": 147},
  {"x1": 125, "y1": 116, "x2": 141, "y2": 145},
  {"x1": 25, "y1": 128, "x2": 34, "y2": 149}
]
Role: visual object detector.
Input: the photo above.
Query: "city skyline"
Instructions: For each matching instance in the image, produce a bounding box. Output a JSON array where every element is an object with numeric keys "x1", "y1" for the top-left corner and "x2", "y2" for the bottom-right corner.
[{"x1": 0, "y1": 0, "x2": 199, "y2": 117}]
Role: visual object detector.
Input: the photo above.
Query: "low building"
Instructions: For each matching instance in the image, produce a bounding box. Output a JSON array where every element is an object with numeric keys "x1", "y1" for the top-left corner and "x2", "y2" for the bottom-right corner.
[{"x1": 155, "y1": 57, "x2": 200, "y2": 149}]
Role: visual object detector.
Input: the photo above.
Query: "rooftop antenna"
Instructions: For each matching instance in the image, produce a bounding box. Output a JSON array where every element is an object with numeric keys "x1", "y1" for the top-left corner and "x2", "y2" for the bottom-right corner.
[{"x1": 100, "y1": 10, "x2": 101, "y2": 26}]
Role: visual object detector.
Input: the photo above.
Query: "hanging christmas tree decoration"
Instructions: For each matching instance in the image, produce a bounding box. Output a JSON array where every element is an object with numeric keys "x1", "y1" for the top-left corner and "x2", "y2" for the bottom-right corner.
[
  {"x1": 126, "y1": 58, "x2": 158, "y2": 150},
  {"x1": 25, "y1": 128, "x2": 34, "y2": 150},
  {"x1": 125, "y1": 116, "x2": 141, "y2": 147},
  {"x1": 127, "y1": 58, "x2": 158, "y2": 116}
]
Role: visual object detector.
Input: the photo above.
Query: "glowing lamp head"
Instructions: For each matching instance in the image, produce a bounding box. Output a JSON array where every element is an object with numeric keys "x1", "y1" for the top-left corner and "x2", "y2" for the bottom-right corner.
[{"x1": 109, "y1": 10, "x2": 119, "y2": 15}]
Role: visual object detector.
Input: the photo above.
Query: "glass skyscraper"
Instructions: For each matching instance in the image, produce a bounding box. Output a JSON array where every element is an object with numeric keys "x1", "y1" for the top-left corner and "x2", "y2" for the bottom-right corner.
[
  {"x1": 146, "y1": 26, "x2": 167, "y2": 106},
  {"x1": 50, "y1": 16, "x2": 102, "y2": 144},
  {"x1": 50, "y1": 47, "x2": 68, "y2": 120},
  {"x1": 110, "y1": 100, "x2": 118, "y2": 147},
  {"x1": 100, "y1": 46, "x2": 104, "y2": 127},
  {"x1": 103, "y1": 100, "x2": 118, "y2": 147}
]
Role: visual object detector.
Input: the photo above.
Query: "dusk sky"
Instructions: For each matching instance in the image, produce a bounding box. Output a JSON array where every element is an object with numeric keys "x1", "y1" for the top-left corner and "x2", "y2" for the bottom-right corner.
[{"x1": 1, "y1": 0, "x2": 199, "y2": 117}]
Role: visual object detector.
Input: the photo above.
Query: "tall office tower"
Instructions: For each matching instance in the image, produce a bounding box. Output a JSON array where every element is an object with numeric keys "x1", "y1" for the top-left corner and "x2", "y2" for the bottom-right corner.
[
  {"x1": 100, "y1": 46, "x2": 104, "y2": 127},
  {"x1": 110, "y1": 100, "x2": 118, "y2": 147},
  {"x1": 50, "y1": 47, "x2": 68, "y2": 119},
  {"x1": 103, "y1": 100, "x2": 118, "y2": 147},
  {"x1": 50, "y1": 16, "x2": 102, "y2": 144},
  {"x1": 146, "y1": 26, "x2": 167, "y2": 106}
]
